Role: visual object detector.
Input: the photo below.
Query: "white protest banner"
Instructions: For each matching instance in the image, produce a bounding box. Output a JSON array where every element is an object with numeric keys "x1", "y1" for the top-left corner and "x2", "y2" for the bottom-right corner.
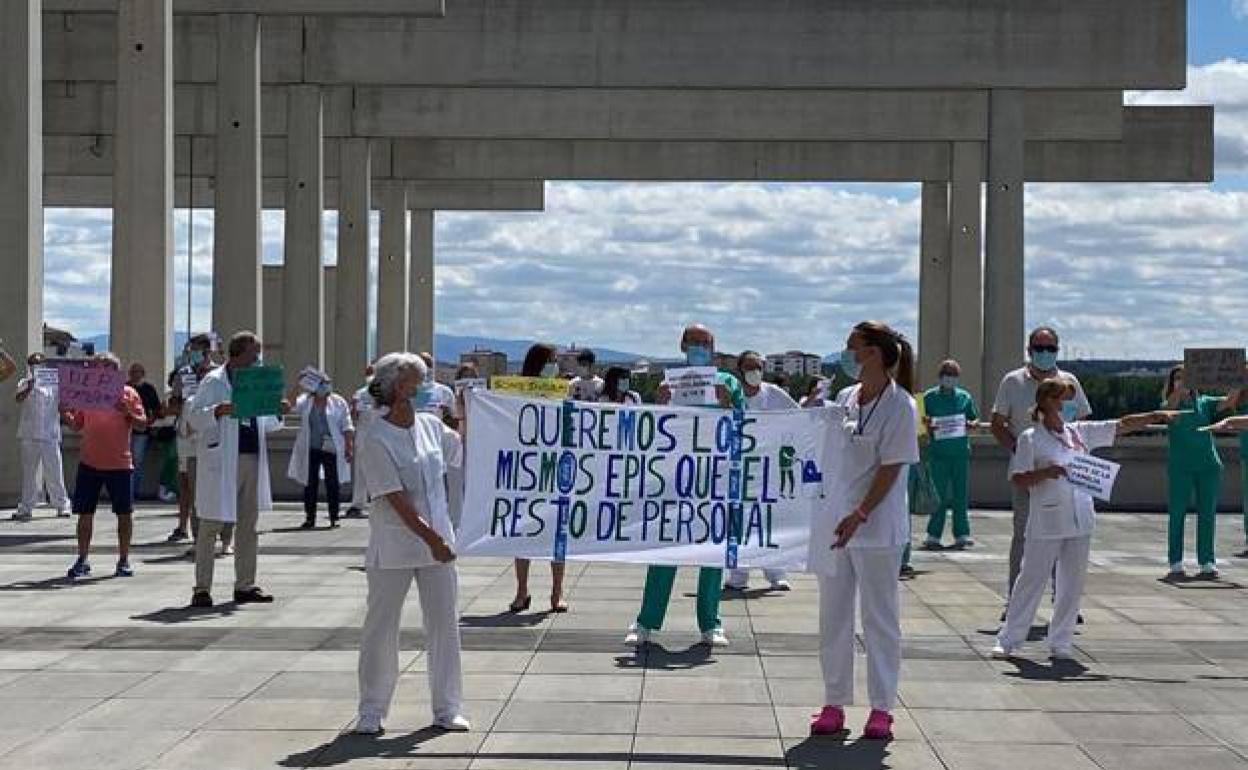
[
  {"x1": 34, "y1": 367, "x2": 60, "y2": 389},
  {"x1": 929, "y1": 414, "x2": 967, "y2": 441},
  {"x1": 1184, "y1": 348, "x2": 1248, "y2": 391},
  {"x1": 1064, "y1": 453, "x2": 1121, "y2": 502},
  {"x1": 459, "y1": 391, "x2": 837, "y2": 570},
  {"x1": 664, "y1": 366, "x2": 718, "y2": 407}
]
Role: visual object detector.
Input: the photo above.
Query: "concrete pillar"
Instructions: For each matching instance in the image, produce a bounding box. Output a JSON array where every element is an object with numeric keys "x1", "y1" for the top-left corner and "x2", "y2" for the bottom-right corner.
[
  {"x1": 280, "y1": 85, "x2": 324, "y2": 378},
  {"x1": 949, "y1": 141, "x2": 985, "y2": 406},
  {"x1": 917, "y1": 181, "x2": 950, "y2": 391},
  {"x1": 111, "y1": 0, "x2": 174, "y2": 373},
  {"x1": 408, "y1": 209, "x2": 435, "y2": 356},
  {"x1": 0, "y1": 0, "x2": 43, "y2": 506},
  {"x1": 376, "y1": 182, "x2": 409, "y2": 354},
  {"x1": 983, "y1": 90, "x2": 1026, "y2": 401},
  {"x1": 333, "y1": 138, "x2": 372, "y2": 385},
  {"x1": 212, "y1": 13, "x2": 262, "y2": 339}
]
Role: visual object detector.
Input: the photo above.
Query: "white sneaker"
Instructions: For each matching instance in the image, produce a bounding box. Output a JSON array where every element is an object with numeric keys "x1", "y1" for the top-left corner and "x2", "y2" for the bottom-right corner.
[
  {"x1": 624, "y1": 622, "x2": 652, "y2": 647},
  {"x1": 701, "y1": 627, "x2": 729, "y2": 647},
  {"x1": 990, "y1": 643, "x2": 1014, "y2": 660},
  {"x1": 353, "y1": 714, "x2": 383, "y2": 735},
  {"x1": 434, "y1": 714, "x2": 471, "y2": 732},
  {"x1": 769, "y1": 579, "x2": 792, "y2": 591}
]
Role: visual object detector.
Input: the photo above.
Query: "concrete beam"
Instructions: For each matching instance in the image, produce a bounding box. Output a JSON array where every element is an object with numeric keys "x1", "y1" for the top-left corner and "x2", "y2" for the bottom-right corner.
[
  {"x1": 42, "y1": 83, "x2": 1124, "y2": 143},
  {"x1": 41, "y1": 1, "x2": 1184, "y2": 88},
  {"x1": 333, "y1": 138, "x2": 370, "y2": 386},
  {"x1": 0, "y1": 0, "x2": 44, "y2": 507},
  {"x1": 44, "y1": 1, "x2": 444, "y2": 16},
  {"x1": 375, "y1": 181, "x2": 407, "y2": 354},
  {"x1": 983, "y1": 90, "x2": 1026, "y2": 402},
  {"x1": 948, "y1": 142, "x2": 985, "y2": 408},
  {"x1": 917, "y1": 182, "x2": 950, "y2": 391},
  {"x1": 280, "y1": 85, "x2": 325, "y2": 376},
  {"x1": 263, "y1": 265, "x2": 337, "y2": 377},
  {"x1": 408, "y1": 209, "x2": 434, "y2": 355}
]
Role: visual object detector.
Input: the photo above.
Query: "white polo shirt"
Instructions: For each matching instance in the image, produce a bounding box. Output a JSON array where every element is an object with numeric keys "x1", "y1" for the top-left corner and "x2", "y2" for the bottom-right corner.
[
  {"x1": 992, "y1": 366, "x2": 1092, "y2": 441},
  {"x1": 17, "y1": 376, "x2": 62, "y2": 442},
  {"x1": 745, "y1": 382, "x2": 799, "y2": 411}
]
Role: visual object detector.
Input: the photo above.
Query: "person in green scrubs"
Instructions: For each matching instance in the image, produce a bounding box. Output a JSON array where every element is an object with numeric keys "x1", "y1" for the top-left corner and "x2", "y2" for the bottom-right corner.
[
  {"x1": 920, "y1": 360, "x2": 979, "y2": 550},
  {"x1": 1162, "y1": 365, "x2": 1236, "y2": 581},
  {"x1": 624, "y1": 324, "x2": 745, "y2": 648},
  {"x1": 1207, "y1": 383, "x2": 1247, "y2": 557}
]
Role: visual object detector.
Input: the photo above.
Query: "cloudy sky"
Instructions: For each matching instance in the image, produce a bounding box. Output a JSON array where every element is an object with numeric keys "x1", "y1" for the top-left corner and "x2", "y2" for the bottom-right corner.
[{"x1": 43, "y1": 2, "x2": 1248, "y2": 361}]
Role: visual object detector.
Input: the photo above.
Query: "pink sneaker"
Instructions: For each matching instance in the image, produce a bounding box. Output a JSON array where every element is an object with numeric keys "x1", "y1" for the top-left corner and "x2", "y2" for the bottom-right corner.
[
  {"x1": 809, "y1": 705, "x2": 845, "y2": 735},
  {"x1": 862, "y1": 709, "x2": 894, "y2": 740}
]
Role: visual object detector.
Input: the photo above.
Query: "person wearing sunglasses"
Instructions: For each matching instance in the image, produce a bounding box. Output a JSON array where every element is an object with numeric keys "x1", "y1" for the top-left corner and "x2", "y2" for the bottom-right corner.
[{"x1": 989, "y1": 327, "x2": 1091, "y2": 610}]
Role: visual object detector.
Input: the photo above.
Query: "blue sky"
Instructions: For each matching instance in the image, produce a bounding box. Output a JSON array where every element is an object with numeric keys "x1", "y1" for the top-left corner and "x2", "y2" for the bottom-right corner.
[{"x1": 42, "y1": 2, "x2": 1248, "y2": 363}]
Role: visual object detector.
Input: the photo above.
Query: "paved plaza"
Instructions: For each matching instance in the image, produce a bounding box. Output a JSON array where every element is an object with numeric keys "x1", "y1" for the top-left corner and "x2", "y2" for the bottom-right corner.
[{"x1": 0, "y1": 505, "x2": 1246, "y2": 769}]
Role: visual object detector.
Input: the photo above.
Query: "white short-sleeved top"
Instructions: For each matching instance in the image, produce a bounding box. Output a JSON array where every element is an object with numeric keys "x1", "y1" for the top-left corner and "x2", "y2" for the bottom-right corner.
[
  {"x1": 745, "y1": 382, "x2": 799, "y2": 411},
  {"x1": 17, "y1": 377, "x2": 62, "y2": 442},
  {"x1": 992, "y1": 366, "x2": 1092, "y2": 440},
  {"x1": 568, "y1": 375, "x2": 604, "y2": 402},
  {"x1": 1010, "y1": 420, "x2": 1117, "y2": 540},
  {"x1": 361, "y1": 414, "x2": 463, "y2": 568},
  {"x1": 828, "y1": 381, "x2": 920, "y2": 549}
]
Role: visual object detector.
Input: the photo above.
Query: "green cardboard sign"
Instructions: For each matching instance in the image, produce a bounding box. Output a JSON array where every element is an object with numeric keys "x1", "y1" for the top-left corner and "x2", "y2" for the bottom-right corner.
[{"x1": 232, "y1": 365, "x2": 285, "y2": 420}]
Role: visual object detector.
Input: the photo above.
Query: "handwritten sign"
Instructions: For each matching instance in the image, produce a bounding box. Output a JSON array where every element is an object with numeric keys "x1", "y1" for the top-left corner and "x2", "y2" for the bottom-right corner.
[
  {"x1": 664, "y1": 366, "x2": 718, "y2": 407},
  {"x1": 179, "y1": 372, "x2": 199, "y2": 399},
  {"x1": 52, "y1": 361, "x2": 124, "y2": 411},
  {"x1": 232, "y1": 365, "x2": 285, "y2": 420},
  {"x1": 34, "y1": 367, "x2": 60, "y2": 389},
  {"x1": 491, "y1": 375, "x2": 569, "y2": 401},
  {"x1": 930, "y1": 414, "x2": 967, "y2": 441},
  {"x1": 455, "y1": 377, "x2": 488, "y2": 393},
  {"x1": 298, "y1": 366, "x2": 328, "y2": 393},
  {"x1": 1064, "y1": 453, "x2": 1121, "y2": 502},
  {"x1": 1184, "y1": 348, "x2": 1248, "y2": 391}
]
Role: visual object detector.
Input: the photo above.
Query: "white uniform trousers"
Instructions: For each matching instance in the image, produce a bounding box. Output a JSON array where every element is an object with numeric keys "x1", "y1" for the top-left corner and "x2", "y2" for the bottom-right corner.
[
  {"x1": 725, "y1": 567, "x2": 788, "y2": 588},
  {"x1": 818, "y1": 546, "x2": 903, "y2": 711},
  {"x1": 349, "y1": 453, "x2": 370, "y2": 512},
  {"x1": 998, "y1": 535, "x2": 1091, "y2": 655},
  {"x1": 19, "y1": 439, "x2": 69, "y2": 515},
  {"x1": 446, "y1": 465, "x2": 466, "y2": 532},
  {"x1": 358, "y1": 563, "x2": 463, "y2": 722}
]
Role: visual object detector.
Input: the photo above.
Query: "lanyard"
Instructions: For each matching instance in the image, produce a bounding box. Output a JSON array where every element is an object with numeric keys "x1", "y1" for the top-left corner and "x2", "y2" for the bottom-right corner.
[
  {"x1": 855, "y1": 387, "x2": 885, "y2": 436},
  {"x1": 1047, "y1": 424, "x2": 1086, "y2": 453}
]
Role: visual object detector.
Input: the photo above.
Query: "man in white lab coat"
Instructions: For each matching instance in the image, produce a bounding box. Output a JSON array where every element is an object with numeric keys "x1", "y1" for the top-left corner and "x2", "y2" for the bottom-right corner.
[{"x1": 186, "y1": 331, "x2": 286, "y2": 608}]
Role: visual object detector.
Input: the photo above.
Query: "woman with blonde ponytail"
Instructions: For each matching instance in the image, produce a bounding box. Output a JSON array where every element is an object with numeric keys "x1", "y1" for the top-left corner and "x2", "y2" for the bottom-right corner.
[{"x1": 807, "y1": 321, "x2": 919, "y2": 741}]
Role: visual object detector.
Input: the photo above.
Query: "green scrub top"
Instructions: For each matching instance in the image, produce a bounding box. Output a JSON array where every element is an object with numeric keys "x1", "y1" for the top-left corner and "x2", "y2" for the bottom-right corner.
[
  {"x1": 922, "y1": 385, "x2": 978, "y2": 459},
  {"x1": 1164, "y1": 393, "x2": 1223, "y2": 471},
  {"x1": 714, "y1": 370, "x2": 746, "y2": 411}
]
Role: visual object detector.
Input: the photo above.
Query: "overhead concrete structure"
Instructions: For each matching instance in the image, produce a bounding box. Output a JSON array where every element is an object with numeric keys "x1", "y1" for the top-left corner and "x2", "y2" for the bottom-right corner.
[{"x1": 1, "y1": 0, "x2": 1212, "y2": 505}]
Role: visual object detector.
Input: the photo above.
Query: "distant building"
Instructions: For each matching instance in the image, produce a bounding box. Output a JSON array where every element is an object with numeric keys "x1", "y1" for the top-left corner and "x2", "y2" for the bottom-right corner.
[
  {"x1": 557, "y1": 345, "x2": 594, "y2": 376},
  {"x1": 766, "y1": 351, "x2": 822, "y2": 377},
  {"x1": 460, "y1": 348, "x2": 507, "y2": 379},
  {"x1": 713, "y1": 352, "x2": 739, "y2": 372},
  {"x1": 42, "y1": 323, "x2": 94, "y2": 358}
]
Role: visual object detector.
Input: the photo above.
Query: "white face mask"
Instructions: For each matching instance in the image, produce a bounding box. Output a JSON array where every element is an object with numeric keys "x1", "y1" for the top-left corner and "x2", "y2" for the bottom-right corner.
[
  {"x1": 540, "y1": 362, "x2": 559, "y2": 378},
  {"x1": 743, "y1": 370, "x2": 763, "y2": 388}
]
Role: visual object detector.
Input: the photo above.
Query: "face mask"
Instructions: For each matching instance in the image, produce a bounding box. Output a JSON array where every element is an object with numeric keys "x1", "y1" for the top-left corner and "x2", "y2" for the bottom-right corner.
[
  {"x1": 743, "y1": 370, "x2": 763, "y2": 388},
  {"x1": 316, "y1": 384, "x2": 332, "y2": 398},
  {"x1": 1060, "y1": 400, "x2": 1079, "y2": 422},
  {"x1": 578, "y1": 365, "x2": 592, "y2": 378},
  {"x1": 1030, "y1": 349, "x2": 1058, "y2": 371},
  {"x1": 619, "y1": 379, "x2": 631, "y2": 393},
  {"x1": 839, "y1": 349, "x2": 862, "y2": 381},
  {"x1": 939, "y1": 375, "x2": 958, "y2": 390},
  {"x1": 540, "y1": 362, "x2": 559, "y2": 378},
  {"x1": 686, "y1": 344, "x2": 713, "y2": 367},
  {"x1": 188, "y1": 350, "x2": 205, "y2": 367}
]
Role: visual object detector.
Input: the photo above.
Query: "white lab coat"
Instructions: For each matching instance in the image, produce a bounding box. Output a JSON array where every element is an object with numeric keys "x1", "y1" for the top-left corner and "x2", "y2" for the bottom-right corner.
[
  {"x1": 287, "y1": 393, "x2": 354, "y2": 486},
  {"x1": 187, "y1": 365, "x2": 281, "y2": 524}
]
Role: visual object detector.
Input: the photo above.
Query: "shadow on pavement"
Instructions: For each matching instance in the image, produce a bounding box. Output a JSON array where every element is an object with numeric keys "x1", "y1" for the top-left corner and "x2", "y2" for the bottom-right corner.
[
  {"x1": 786, "y1": 735, "x2": 891, "y2": 769},
  {"x1": 130, "y1": 603, "x2": 239, "y2": 624}
]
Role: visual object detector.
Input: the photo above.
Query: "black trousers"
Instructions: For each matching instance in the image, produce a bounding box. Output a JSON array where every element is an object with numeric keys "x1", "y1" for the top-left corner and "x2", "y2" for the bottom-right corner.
[{"x1": 303, "y1": 448, "x2": 341, "y2": 521}]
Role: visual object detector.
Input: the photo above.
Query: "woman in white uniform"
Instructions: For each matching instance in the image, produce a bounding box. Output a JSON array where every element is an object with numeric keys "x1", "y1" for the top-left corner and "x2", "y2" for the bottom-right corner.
[
  {"x1": 355, "y1": 352, "x2": 469, "y2": 735},
  {"x1": 994, "y1": 377, "x2": 1168, "y2": 660},
  {"x1": 809, "y1": 321, "x2": 919, "y2": 741}
]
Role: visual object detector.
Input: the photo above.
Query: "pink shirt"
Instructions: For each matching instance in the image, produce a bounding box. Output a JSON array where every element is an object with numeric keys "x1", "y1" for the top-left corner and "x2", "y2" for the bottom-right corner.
[{"x1": 67, "y1": 386, "x2": 146, "y2": 471}]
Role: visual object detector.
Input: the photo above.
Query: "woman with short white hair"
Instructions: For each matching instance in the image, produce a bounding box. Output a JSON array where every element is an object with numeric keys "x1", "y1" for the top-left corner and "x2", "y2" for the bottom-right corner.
[{"x1": 355, "y1": 352, "x2": 468, "y2": 735}]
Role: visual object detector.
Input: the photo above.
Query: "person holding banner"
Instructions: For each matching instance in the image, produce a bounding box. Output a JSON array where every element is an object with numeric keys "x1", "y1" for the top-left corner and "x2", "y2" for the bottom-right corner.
[
  {"x1": 625, "y1": 324, "x2": 744, "y2": 648},
  {"x1": 808, "y1": 321, "x2": 918, "y2": 740},
  {"x1": 800, "y1": 377, "x2": 831, "y2": 409},
  {"x1": 186, "y1": 332, "x2": 286, "y2": 608},
  {"x1": 416, "y1": 353, "x2": 457, "y2": 425},
  {"x1": 354, "y1": 352, "x2": 469, "y2": 735},
  {"x1": 568, "y1": 348, "x2": 604, "y2": 402},
  {"x1": 509, "y1": 343, "x2": 570, "y2": 613},
  {"x1": 920, "y1": 359, "x2": 979, "y2": 550},
  {"x1": 602, "y1": 366, "x2": 642, "y2": 405},
  {"x1": 994, "y1": 377, "x2": 1170, "y2": 660},
  {"x1": 288, "y1": 375, "x2": 355, "y2": 529},
  {"x1": 1160, "y1": 365, "x2": 1236, "y2": 581},
  {"x1": 62, "y1": 353, "x2": 149, "y2": 579},
  {"x1": 346, "y1": 364, "x2": 378, "y2": 520},
  {"x1": 13, "y1": 353, "x2": 70, "y2": 521},
  {"x1": 725, "y1": 351, "x2": 798, "y2": 592},
  {"x1": 447, "y1": 363, "x2": 482, "y2": 531}
]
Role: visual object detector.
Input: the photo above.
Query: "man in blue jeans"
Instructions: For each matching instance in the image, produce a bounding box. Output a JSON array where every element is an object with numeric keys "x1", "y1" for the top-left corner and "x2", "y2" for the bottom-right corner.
[{"x1": 127, "y1": 362, "x2": 163, "y2": 501}]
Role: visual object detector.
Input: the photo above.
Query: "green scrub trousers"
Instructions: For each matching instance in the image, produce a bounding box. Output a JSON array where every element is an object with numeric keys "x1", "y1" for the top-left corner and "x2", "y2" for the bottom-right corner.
[
  {"x1": 926, "y1": 454, "x2": 971, "y2": 540},
  {"x1": 636, "y1": 566, "x2": 723, "y2": 633},
  {"x1": 1167, "y1": 465, "x2": 1220, "y2": 567}
]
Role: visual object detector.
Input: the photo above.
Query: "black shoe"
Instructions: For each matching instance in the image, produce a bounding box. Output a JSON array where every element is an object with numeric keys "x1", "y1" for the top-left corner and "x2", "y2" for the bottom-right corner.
[
  {"x1": 300, "y1": 519, "x2": 315, "y2": 529},
  {"x1": 329, "y1": 517, "x2": 340, "y2": 529},
  {"x1": 190, "y1": 591, "x2": 213, "y2": 608},
  {"x1": 345, "y1": 507, "x2": 363, "y2": 519},
  {"x1": 899, "y1": 564, "x2": 916, "y2": 578},
  {"x1": 167, "y1": 527, "x2": 188, "y2": 543},
  {"x1": 234, "y1": 587, "x2": 274, "y2": 604},
  {"x1": 1076, "y1": 613, "x2": 1085, "y2": 625}
]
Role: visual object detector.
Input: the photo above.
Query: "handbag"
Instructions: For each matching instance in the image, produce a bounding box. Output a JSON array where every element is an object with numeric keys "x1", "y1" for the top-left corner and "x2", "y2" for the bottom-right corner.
[{"x1": 907, "y1": 460, "x2": 941, "y2": 517}]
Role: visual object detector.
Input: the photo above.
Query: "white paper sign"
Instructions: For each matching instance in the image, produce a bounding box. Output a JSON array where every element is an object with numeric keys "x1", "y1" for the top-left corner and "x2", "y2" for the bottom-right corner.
[
  {"x1": 459, "y1": 391, "x2": 837, "y2": 569},
  {"x1": 1064, "y1": 453, "x2": 1121, "y2": 502},
  {"x1": 664, "y1": 366, "x2": 718, "y2": 407},
  {"x1": 930, "y1": 414, "x2": 967, "y2": 440},
  {"x1": 34, "y1": 367, "x2": 59, "y2": 389},
  {"x1": 298, "y1": 367, "x2": 326, "y2": 393},
  {"x1": 454, "y1": 377, "x2": 488, "y2": 393},
  {"x1": 180, "y1": 372, "x2": 199, "y2": 399}
]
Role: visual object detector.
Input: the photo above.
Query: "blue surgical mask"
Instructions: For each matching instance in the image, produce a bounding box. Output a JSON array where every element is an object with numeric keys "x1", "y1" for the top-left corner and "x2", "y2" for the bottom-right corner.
[
  {"x1": 540, "y1": 362, "x2": 559, "y2": 378},
  {"x1": 686, "y1": 344, "x2": 713, "y2": 367},
  {"x1": 839, "y1": 349, "x2": 862, "y2": 381},
  {"x1": 939, "y1": 375, "x2": 958, "y2": 391},
  {"x1": 1030, "y1": 349, "x2": 1058, "y2": 371},
  {"x1": 188, "y1": 350, "x2": 205, "y2": 367},
  {"x1": 316, "y1": 383, "x2": 332, "y2": 398},
  {"x1": 413, "y1": 384, "x2": 433, "y2": 409},
  {"x1": 1060, "y1": 400, "x2": 1079, "y2": 422}
]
